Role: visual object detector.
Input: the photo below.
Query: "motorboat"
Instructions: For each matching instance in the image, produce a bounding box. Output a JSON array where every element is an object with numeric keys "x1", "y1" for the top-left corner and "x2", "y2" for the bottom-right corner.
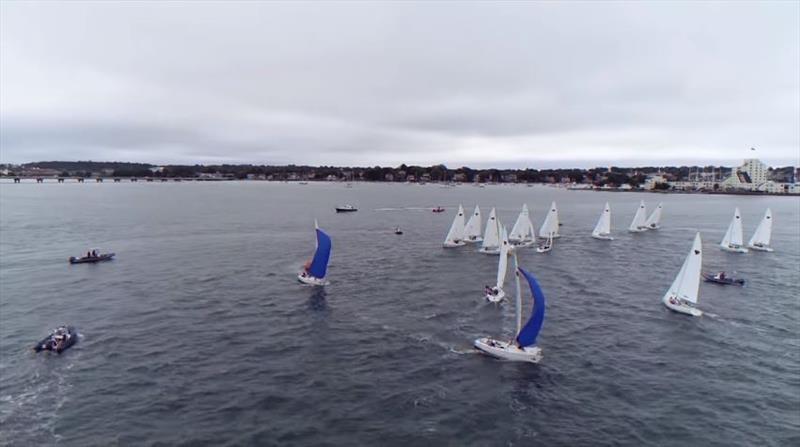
[
  {"x1": 335, "y1": 205, "x2": 358, "y2": 213},
  {"x1": 432, "y1": 207, "x2": 445, "y2": 213},
  {"x1": 702, "y1": 271, "x2": 745, "y2": 286},
  {"x1": 69, "y1": 252, "x2": 114, "y2": 264},
  {"x1": 33, "y1": 326, "x2": 77, "y2": 354}
]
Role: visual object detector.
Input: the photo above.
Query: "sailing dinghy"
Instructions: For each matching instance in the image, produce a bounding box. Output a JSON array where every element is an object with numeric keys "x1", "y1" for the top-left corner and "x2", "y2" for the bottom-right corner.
[
  {"x1": 591, "y1": 202, "x2": 613, "y2": 240},
  {"x1": 662, "y1": 232, "x2": 703, "y2": 317},
  {"x1": 720, "y1": 208, "x2": 748, "y2": 253},
  {"x1": 538, "y1": 201, "x2": 560, "y2": 239},
  {"x1": 298, "y1": 220, "x2": 332, "y2": 286},
  {"x1": 535, "y1": 232, "x2": 554, "y2": 253},
  {"x1": 485, "y1": 226, "x2": 511, "y2": 303},
  {"x1": 464, "y1": 205, "x2": 483, "y2": 243},
  {"x1": 509, "y1": 204, "x2": 535, "y2": 248},
  {"x1": 645, "y1": 202, "x2": 663, "y2": 230},
  {"x1": 475, "y1": 253, "x2": 545, "y2": 362},
  {"x1": 478, "y1": 208, "x2": 501, "y2": 255},
  {"x1": 443, "y1": 205, "x2": 467, "y2": 248},
  {"x1": 747, "y1": 208, "x2": 773, "y2": 252},
  {"x1": 629, "y1": 201, "x2": 648, "y2": 232}
]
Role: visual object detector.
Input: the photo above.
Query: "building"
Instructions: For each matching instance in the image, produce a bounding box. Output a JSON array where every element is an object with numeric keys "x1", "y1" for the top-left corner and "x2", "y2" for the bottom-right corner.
[{"x1": 721, "y1": 158, "x2": 769, "y2": 191}]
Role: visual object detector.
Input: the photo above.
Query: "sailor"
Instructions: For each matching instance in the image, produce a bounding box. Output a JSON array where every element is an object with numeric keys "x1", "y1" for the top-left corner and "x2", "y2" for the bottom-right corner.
[
  {"x1": 92, "y1": 249, "x2": 98, "y2": 257},
  {"x1": 719, "y1": 271, "x2": 726, "y2": 280}
]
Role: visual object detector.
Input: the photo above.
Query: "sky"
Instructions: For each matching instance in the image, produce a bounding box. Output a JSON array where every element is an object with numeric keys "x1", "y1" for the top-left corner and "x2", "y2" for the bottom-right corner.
[{"x1": 1, "y1": 1, "x2": 798, "y2": 168}]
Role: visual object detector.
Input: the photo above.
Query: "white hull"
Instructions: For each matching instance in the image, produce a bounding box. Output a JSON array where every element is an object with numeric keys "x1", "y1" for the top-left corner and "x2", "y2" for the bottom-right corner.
[
  {"x1": 510, "y1": 240, "x2": 535, "y2": 250},
  {"x1": 485, "y1": 289, "x2": 506, "y2": 303},
  {"x1": 464, "y1": 236, "x2": 483, "y2": 244},
  {"x1": 591, "y1": 233, "x2": 614, "y2": 241},
  {"x1": 720, "y1": 244, "x2": 748, "y2": 253},
  {"x1": 629, "y1": 227, "x2": 648, "y2": 233},
  {"x1": 297, "y1": 273, "x2": 328, "y2": 286},
  {"x1": 648, "y1": 224, "x2": 661, "y2": 230},
  {"x1": 443, "y1": 241, "x2": 467, "y2": 248},
  {"x1": 748, "y1": 243, "x2": 773, "y2": 252},
  {"x1": 662, "y1": 294, "x2": 702, "y2": 317},
  {"x1": 474, "y1": 338, "x2": 542, "y2": 363},
  {"x1": 535, "y1": 245, "x2": 552, "y2": 253}
]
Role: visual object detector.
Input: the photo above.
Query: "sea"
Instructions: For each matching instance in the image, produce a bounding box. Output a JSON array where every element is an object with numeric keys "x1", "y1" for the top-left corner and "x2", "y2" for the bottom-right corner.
[{"x1": 0, "y1": 181, "x2": 798, "y2": 446}]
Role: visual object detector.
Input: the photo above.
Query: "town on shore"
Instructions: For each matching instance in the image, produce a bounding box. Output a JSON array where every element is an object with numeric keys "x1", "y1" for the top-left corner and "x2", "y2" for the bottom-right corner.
[{"x1": 2, "y1": 158, "x2": 798, "y2": 195}]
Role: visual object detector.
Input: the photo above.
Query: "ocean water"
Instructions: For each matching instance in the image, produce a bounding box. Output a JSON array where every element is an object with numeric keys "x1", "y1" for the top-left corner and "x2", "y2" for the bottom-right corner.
[{"x1": 0, "y1": 181, "x2": 798, "y2": 446}]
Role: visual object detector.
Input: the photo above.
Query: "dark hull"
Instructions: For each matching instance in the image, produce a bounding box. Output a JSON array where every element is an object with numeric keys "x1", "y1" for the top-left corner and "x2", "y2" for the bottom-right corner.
[
  {"x1": 69, "y1": 253, "x2": 115, "y2": 264},
  {"x1": 34, "y1": 327, "x2": 77, "y2": 354},
  {"x1": 702, "y1": 274, "x2": 745, "y2": 286},
  {"x1": 335, "y1": 208, "x2": 358, "y2": 213}
]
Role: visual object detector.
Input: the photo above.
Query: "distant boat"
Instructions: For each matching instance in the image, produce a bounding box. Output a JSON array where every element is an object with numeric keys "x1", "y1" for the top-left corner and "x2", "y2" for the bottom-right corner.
[
  {"x1": 335, "y1": 205, "x2": 358, "y2": 213},
  {"x1": 747, "y1": 208, "x2": 773, "y2": 252},
  {"x1": 478, "y1": 208, "x2": 501, "y2": 255},
  {"x1": 629, "y1": 201, "x2": 648, "y2": 232},
  {"x1": 432, "y1": 206, "x2": 445, "y2": 213},
  {"x1": 538, "y1": 201, "x2": 560, "y2": 239},
  {"x1": 298, "y1": 220, "x2": 332, "y2": 286},
  {"x1": 474, "y1": 253, "x2": 545, "y2": 363},
  {"x1": 394, "y1": 226, "x2": 403, "y2": 235},
  {"x1": 662, "y1": 233, "x2": 703, "y2": 317},
  {"x1": 69, "y1": 251, "x2": 114, "y2": 264},
  {"x1": 645, "y1": 202, "x2": 663, "y2": 230},
  {"x1": 535, "y1": 232, "x2": 553, "y2": 253},
  {"x1": 509, "y1": 204, "x2": 535, "y2": 247},
  {"x1": 33, "y1": 326, "x2": 77, "y2": 354},
  {"x1": 443, "y1": 204, "x2": 467, "y2": 247},
  {"x1": 702, "y1": 271, "x2": 745, "y2": 286},
  {"x1": 298, "y1": 181, "x2": 309, "y2": 185},
  {"x1": 464, "y1": 205, "x2": 483, "y2": 243},
  {"x1": 485, "y1": 226, "x2": 510, "y2": 303},
  {"x1": 720, "y1": 208, "x2": 748, "y2": 253},
  {"x1": 591, "y1": 202, "x2": 613, "y2": 240}
]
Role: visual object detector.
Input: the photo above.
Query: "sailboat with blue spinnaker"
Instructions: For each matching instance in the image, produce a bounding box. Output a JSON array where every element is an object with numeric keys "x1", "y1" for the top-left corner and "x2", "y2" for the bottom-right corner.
[{"x1": 298, "y1": 220, "x2": 332, "y2": 286}]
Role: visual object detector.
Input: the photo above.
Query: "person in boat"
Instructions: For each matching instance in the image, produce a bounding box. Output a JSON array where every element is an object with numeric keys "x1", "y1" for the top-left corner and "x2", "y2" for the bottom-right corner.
[
  {"x1": 669, "y1": 296, "x2": 680, "y2": 305},
  {"x1": 92, "y1": 249, "x2": 98, "y2": 258},
  {"x1": 484, "y1": 285, "x2": 493, "y2": 296}
]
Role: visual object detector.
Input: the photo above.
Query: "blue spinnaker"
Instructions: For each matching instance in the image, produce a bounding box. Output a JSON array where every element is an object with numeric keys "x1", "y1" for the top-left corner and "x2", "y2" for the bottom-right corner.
[
  {"x1": 308, "y1": 228, "x2": 332, "y2": 279},
  {"x1": 516, "y1": 267, "x2": 546, "y2": 348}
]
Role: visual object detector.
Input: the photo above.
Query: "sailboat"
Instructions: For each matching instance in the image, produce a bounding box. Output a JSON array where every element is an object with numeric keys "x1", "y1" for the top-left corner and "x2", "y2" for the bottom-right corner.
[
  {"x1": 485, "y1": 226, "x2": 510, "y2": 303},
  {"x1": 748, "y1": 208, "x2": 773, "y2": 252},
  {"x1": 298, "y1": 220, "x2": 332, "y2": 286},
  {"x1": 478, "y1": 208, "x2": 501, "y2": 255},
  {"x1": 628, "y1": 200, "x2": 648, "y2": 232},
  {"x1": 662, "y1": 233, "x2": 703, "y2": 317},
  {"x1": 443, "y1": 204, "x2": 467, "y2": 247},
  {"x1": 720, "y1": 207, "x2": 748, "y2": 253},
  {"x1": 536, "y1": 232, "x2": 554, "y2": 253},
  {"x1": 474, "y1": 253, "x2": 545, "y2": 362},
  {"x1": 538, "y1": 201, "x2": 560, "y2": 239},
  {"x1": 509, "y1": 204, "x2": 535, "y2": 248},
  {"x1": 591, "y1": 202, "x2": 613, "y2": 240},
  {"x1": 645, "y1": 202, "x2": 663, "y2": 230},
  {"x1": 464, "y1": 205, "x2": 483, "y2": 243}
]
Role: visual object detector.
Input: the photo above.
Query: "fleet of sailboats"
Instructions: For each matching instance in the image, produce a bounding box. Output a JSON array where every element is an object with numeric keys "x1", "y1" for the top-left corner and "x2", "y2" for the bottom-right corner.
[
  {"x1": 748, "y1": 208, "x2": 773, "y2": 252},
  {"x1": 720, "y1": 207, "x2": 748, "y2": 253},
  {"x1": 591, "y1": 202, "x2": 613, "y2": 240}
]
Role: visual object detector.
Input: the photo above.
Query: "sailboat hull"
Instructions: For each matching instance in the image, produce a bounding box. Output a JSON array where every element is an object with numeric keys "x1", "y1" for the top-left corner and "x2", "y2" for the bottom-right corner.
[
  {"x1": 648, "y1": 224, "x2": 661, "y2": 230},
  {"x1": 297, "y1": 273, "x2": 328, "y2": 286},
  {"x1": 748, "y1": 244, "x2": 773, "y2": 252},
  {"x1": 485, "y1": 289, "x2": 505, "y2": 303},
  {"x1": 720, "y1": 245, "x2": 748, "y2": 253},
  {"x1": 629, "y1": 227, "x2": 648, "y2": 233},
  {"x1": 662, "y1": 295, "x2": 702, "y2": 317},
  {"x1": 591, "y1": 234, "x2": 614, "y2": 241},
  {"x1": 535, "y1": 246, "x2": 552, "y2": 253},
  {"x1": 478, "y1": 247, "x2": 501, "y2": 255},
  {"x1": 473, "y1": 338, "x2": 542, "y2": 363},
  {"x1": 443, "y1": 241, "x2": 467, "y2": 248},
  {"x1": 463, "y1": 237, "x2": 483, "y2": 244}
]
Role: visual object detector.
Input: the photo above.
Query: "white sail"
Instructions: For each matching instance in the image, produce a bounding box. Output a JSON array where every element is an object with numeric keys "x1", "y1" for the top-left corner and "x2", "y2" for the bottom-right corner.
[
  {"x1": 443, "y1": 204, "x2": 466, "y2": 246},
  {"x1": 629, "y1": 201, "x2": 647, "y2": 232},
  {"x1": 496, "y1": 227, "x2": 510, "y2": 289},
  {"x1": 481, "y1": 208, "x2": 500, "y2": 249},
  {"x1": 592, "y1": 202, "x2": 612, "y2": 237},
  {"x1": 748, "y1": 208, "x2": 772, "y2": 248},
  {"x1": 513, "y1": 252, "x2": 522, "y2": 335},
  {"x1": 663, "y1": 233, "x2": 702, "y2": 304},
  {"x1": 464, "y1": 205, "x2": 482, "y2": 240},
  {"x1": 645, "y1": 202, "x2": 663, "y2": 229},
  {"x1": 509, "y1": 204, "x2": 534, "y2": 242},
  {"x1": 720, "y1": 207, "x2": 744, "y2": 248},
  {"x1": 538, "y1": 201, "x2": 560, "y2": 238}
]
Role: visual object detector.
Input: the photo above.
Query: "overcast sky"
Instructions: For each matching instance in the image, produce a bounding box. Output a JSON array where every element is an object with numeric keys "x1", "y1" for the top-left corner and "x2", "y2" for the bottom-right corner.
[{"x1": 1, "y1": 1, "x2": 798, "y2": 168}]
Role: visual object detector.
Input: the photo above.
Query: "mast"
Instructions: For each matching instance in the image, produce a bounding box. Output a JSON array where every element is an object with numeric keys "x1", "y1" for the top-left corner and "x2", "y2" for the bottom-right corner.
[{"x1": 514, "y1": 253, "x2": 522, "y2": 336}]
